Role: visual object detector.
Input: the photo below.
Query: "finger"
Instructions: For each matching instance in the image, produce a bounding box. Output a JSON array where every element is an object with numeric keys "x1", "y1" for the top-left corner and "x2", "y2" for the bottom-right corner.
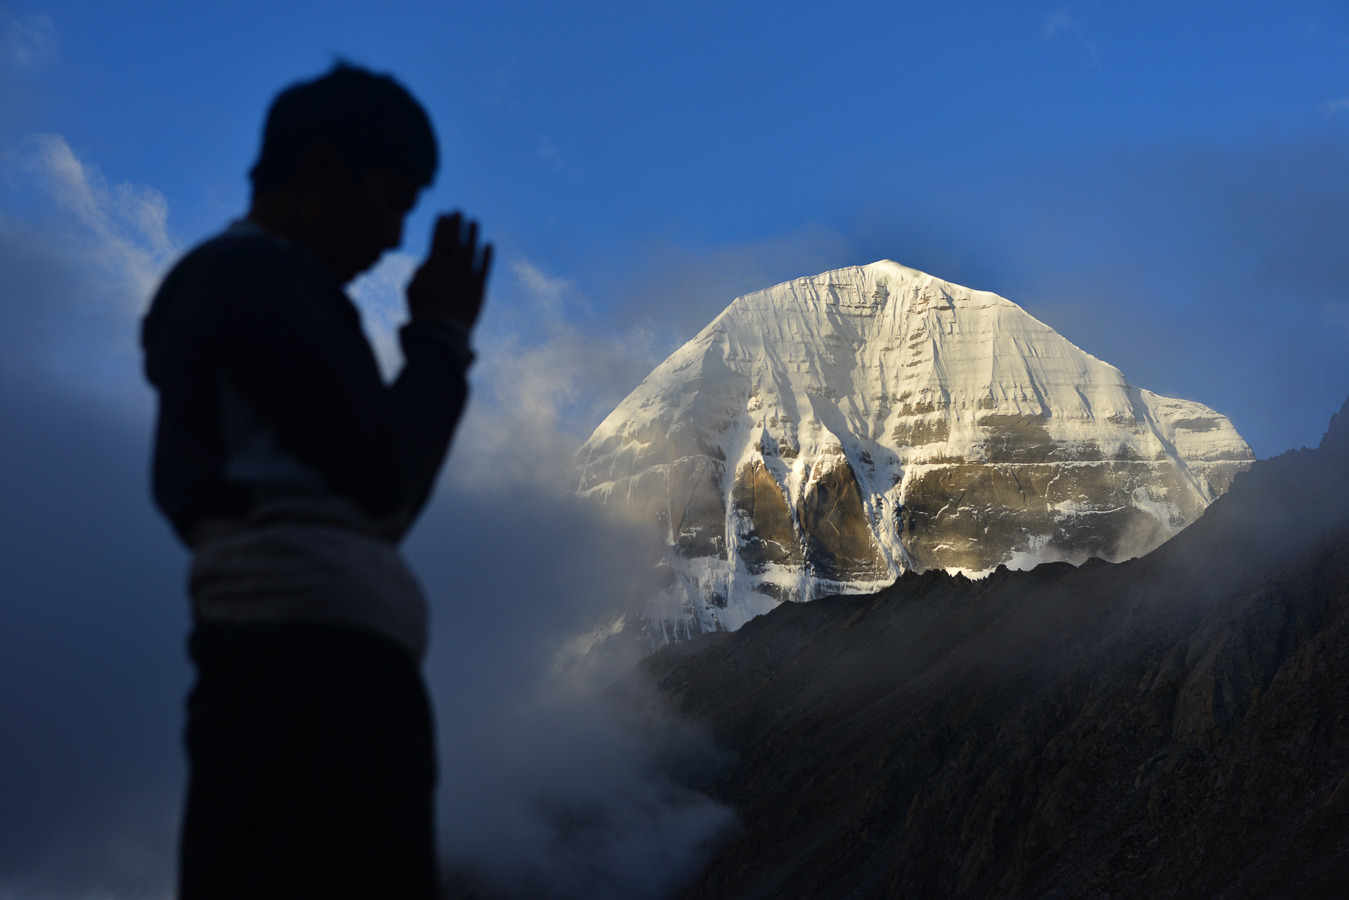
[
  {"x1": 477, "y1": 242, "x2": 494, "y2": 282},
  {"x1": 432, "y1": 212, "x2": 462, "y2": 258}
]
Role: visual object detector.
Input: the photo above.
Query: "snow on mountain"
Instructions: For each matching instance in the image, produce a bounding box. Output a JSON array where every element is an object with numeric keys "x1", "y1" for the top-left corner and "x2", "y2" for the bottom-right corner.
[{"x1": 576, "y1": 261, "x2": 1253, "y2": 648}]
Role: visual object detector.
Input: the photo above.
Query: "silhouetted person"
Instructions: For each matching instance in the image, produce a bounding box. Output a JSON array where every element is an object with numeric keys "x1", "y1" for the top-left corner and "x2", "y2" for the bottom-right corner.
[{"x1": 142, "y1": 63, "x2": 491, "y2": 898}]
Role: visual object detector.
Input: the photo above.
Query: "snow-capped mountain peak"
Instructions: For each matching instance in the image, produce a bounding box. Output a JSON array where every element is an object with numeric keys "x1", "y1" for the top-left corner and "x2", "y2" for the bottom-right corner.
[{"x1": 578, "y1": 261, "x2": 1253, "y2": 647}]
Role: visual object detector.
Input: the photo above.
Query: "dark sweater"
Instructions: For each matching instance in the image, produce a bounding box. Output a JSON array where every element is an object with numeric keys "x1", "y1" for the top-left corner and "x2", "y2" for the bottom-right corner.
[{"x1": 142, "y1": 222, "x2": 472, "y2": 547}]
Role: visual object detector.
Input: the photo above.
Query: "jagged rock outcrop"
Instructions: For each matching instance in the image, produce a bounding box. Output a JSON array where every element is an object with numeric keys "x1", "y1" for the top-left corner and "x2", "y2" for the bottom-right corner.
[
  {"x1": 578, "y1": 262, "x2": 1254, "y2": 647},
  {"x1": 639, "y1": 397, "x2": 1349, "y2": 899}
]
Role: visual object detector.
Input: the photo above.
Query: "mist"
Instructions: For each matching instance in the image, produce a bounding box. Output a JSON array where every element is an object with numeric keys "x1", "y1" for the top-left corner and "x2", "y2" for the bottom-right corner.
[
  {"x1": 393, "y1": 256, "x2": 738, "y2": 899},
  {"x1": 410, "y1": 489, "x2": 735, "y2": 899},
  {"x1": 0, "y1": 139, "x2": 737, "y2": 899}
]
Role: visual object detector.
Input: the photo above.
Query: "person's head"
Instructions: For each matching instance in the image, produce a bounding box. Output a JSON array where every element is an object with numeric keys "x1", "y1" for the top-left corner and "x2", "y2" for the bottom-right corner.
[{"x1": 247, "y1": 63, "x2": 439, "y2": 282}]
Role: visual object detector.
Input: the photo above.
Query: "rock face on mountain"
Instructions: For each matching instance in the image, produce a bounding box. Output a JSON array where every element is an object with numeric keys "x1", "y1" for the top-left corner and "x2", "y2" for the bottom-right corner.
[
  {"x1": 639, "y1": 397, "x2": 1349, "y2": 900},
  {"x1": 577, "y1": 262, "x2": 1253, "y2": 646}
]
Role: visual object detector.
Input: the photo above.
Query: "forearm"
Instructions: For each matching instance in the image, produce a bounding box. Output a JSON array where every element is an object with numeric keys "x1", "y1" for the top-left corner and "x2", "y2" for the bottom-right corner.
[{"x1": 379, "y1": 319, "x2": 475, "y2": 521}]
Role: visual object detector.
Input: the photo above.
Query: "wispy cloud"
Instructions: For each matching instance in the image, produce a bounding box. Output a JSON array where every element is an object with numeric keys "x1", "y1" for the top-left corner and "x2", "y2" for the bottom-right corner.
[
  {"x1": 1323, "y1": 97, "x2": 1349, "y2": 115},
  {"x1": 348, "y1": 247, "x2": 662, "y2": 496},
  {"x1": 6, "y1": 133, "x2": 176, "y2": 304},
  {"x1": 511, "y1": 256, "x2": 571, "y2": 312},
  {"x1": 0, "y1": 133, "x2": 178, "y2": 409},
  {"x1": 0, "y1": 8, "x2": 56, "y2": 68},
  {"x1": 450, "y1": 256, "x2": 661, "y2": 495},
  {"x1": 1041, "y1": 6, "x2": 1101, "y2": 68}
]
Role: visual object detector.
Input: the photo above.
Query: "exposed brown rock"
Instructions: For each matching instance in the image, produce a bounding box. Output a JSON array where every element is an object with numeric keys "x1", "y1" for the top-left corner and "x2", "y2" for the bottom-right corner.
[
  {"x1": 731, "y1": 460, "x2": 803, "y2": 570},
  {"x1": 899, "y1": 458, "x2": 1193, "y2": 571},
  {"x1": 889, "y1": 414, "x2": 950, "y2": 446},
  {"x1": 797, "y1": 457, "x2": 890, "y2": 582}
]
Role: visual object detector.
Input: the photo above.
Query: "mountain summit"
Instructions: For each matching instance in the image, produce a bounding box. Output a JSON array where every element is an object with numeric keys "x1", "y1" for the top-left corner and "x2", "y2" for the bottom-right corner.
[{"x1": 577, "y1": 261, "x2": 1253, "y2": 645}]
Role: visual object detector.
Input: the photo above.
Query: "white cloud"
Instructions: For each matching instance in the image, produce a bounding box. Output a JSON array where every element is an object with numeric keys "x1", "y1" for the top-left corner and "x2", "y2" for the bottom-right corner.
[
  {"x1": 8, "y1": 133, "x2": 176, "y2": 305},
  {"x1": 344, "y1": 248, "x2": 661, "y2": 498},
  {"x1": 447, "y1": 256, "x2": 660, "y2": 495},
  {"x1": 509, "y1": 256, "x2": 571, "y2": 312},
  {"x1": 0, "y1": 133, "x2": 178, "y2": 409},
  {"x1": 1323, "y1": 97, "x2": 1349, "y2": 115},
  {"x1": 0, "y1": 9, "x2": 55, "y2": 67}
]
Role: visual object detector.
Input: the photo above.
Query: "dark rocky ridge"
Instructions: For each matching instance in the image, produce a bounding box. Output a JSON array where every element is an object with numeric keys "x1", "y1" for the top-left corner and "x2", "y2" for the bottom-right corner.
[{"x1": 640, "y1": 397, "x2": 1349, "y2": 898}]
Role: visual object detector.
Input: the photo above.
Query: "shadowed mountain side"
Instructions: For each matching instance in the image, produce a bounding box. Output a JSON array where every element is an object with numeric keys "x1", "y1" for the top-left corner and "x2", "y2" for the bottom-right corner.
[{"x1": 640, "y1": 398, "x2": 1349, "y2": 899}]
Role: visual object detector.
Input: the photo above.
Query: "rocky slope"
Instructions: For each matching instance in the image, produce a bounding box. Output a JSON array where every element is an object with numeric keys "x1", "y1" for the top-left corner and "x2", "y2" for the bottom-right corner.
[
  {"x1": 578, "y1": 262, "x2": 1253, "y2": 647},
  {"x1": 639, "y1": 397, "x2": 1349, "y2": 899}
]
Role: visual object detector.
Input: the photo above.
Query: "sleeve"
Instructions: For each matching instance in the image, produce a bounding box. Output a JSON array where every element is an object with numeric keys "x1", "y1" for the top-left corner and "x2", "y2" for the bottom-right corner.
[{"x1": 215, "y1": 246, "x2": 471, "y2": 527}]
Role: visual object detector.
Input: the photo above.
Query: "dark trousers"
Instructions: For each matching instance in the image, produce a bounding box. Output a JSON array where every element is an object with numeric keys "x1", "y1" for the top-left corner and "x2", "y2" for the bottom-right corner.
[{"x1": 179, "y1": 623, "x2": 437, "y2": 899}]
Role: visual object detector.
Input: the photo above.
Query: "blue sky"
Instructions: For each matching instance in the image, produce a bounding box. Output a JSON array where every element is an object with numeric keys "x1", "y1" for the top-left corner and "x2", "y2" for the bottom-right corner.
[
  {"x1": 7, "y1": 1, "x2": 1349, "y2": 451},
  {"x1": 2, "y1": 2, "x2": 1349, "y2": 897}
]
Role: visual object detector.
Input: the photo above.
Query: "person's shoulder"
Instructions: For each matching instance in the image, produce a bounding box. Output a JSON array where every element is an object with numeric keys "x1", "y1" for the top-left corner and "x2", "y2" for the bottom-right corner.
[
  {"x1": 152, "y1": 225, "x2": 333, "y2": 326},
  {"x1": 147, "y1": 226, "x2": 314, "y2": 346},
  {"x1": 166, "y1": 225, "x2": 303, "y2": 287}
]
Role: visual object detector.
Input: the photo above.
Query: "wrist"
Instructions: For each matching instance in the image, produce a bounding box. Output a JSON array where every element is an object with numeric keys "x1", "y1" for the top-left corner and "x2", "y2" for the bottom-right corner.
[{"x1": 401, "y1": 318, "x2": 475, "y2": 367}]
